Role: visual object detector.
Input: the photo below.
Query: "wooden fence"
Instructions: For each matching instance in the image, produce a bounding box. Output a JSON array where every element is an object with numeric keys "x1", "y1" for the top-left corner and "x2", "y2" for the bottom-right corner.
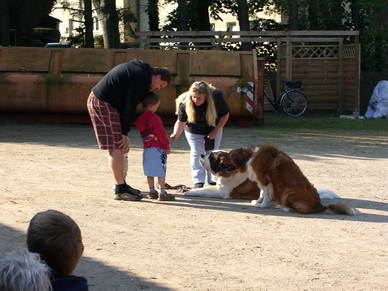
[
  {"x1": 136, "y1": 30, "x2": 359, "y2": 49},
  {"x1": 137, "y1": 30, "x2": 361, "y2": 113},
  {"x1": 277, "y1": 42, "x2": 361, "y2": 112}
]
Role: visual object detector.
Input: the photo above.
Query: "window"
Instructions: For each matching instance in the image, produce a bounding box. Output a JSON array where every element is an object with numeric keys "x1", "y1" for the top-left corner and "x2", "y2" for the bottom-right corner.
[
  {"x1": 226, "y1": 22, "x2": 236, "y2": 32},
  {"x1": 94, "y1": 17, "x2": 99, "y2": 31},
  {"x1": 250, "y1": 20, "x2": 260, "y2": 30},
  {"x1": 68, "y1": 19, "x2": 74, "y2": 36}
]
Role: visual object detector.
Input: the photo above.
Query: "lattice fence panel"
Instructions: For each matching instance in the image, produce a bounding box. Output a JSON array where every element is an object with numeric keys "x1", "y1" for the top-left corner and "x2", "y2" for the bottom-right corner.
[
  {"x1": 292, "y1": 46, "x2": 339, "y2": 58},
  {"x1": 343, "y1": 46, "x2": 356, "y2": 58}
]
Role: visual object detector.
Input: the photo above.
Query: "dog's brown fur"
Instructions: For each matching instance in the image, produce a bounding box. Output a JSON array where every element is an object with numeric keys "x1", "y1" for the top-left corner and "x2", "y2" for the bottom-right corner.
[{"x1": 229, "y1": 145, "x2": 358, "y2": 215}]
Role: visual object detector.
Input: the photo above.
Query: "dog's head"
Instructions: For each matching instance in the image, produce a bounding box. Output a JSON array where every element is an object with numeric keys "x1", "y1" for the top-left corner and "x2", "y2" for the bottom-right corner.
[
  {"x1": 227, "y1": 147, "x2": 254, "y2": 171},
  {"x1": 200, "y1": 147, "x2": 254, "y2": 177},
  {"x1": 200, "y1": 150, "x2": 237, "y2": 177}
]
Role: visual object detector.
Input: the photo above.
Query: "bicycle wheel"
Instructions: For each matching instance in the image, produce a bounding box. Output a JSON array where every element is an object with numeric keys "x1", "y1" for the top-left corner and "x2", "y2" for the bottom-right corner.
[{"x1": 280, "y1": 89, "x2": 308, "y2": 117}]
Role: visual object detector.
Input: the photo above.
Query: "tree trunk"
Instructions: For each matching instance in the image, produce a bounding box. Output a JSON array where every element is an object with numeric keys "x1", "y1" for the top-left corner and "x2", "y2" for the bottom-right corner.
[
  {"x1": 177, "y1": 0, "x2": 188, "y2": 31},
  {"x1": 148, "y1": 0, "x2": 159, "y2": 31},
  {"x1": 177, "y1": 0, "x2": 189, "y2": 49},
  {"x1": 237, "y1": 0, "x2": 250, "y2": 31},
  {"x1": 317, "y1": 1, "x2": 330, "y2": 29},
  {"x1": 190, "y1": 0, "x2": 211, "y2": 31},
  {"x1": 0, "y1": 0, "x2": 10, "y2": 45},
  {"x1": 288, "y1": 0, "x2": 299, "y2": 30},
  {"x1": 84, "y1": 0, "x2": 94, "y2": 47},
  {"x1": 100, "y1": 0, "x2": 120, "y2": 48},
  {"x1": 236, "y1": 0, "x2": 250, "y2": 51},
  {"x1": 350, "y1": 0, "x2": 361, "y2": 30}
]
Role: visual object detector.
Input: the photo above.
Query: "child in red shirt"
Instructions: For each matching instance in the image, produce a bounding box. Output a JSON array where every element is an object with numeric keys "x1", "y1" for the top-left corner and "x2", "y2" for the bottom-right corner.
[{"x1": 133, "y1": 92, "x2": 175, "y2": 201}]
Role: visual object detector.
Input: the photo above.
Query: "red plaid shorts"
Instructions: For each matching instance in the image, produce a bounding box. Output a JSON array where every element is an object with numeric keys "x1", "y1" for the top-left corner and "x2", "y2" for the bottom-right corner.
[{"x1": 87, "y1": 92, "x2": 122, "y2": 150}]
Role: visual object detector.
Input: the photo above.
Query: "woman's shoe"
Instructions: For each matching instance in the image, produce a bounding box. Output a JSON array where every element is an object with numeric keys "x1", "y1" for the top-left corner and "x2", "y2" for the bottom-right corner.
[{"x1": 194, "y1": 183, "x2": 204, "y2": 188}]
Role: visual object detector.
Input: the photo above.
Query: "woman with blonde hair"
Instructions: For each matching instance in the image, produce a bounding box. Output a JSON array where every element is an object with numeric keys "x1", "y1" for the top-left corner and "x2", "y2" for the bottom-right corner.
[{"x1": 170, "y1": 81, "x2": 230, "y2": 188}]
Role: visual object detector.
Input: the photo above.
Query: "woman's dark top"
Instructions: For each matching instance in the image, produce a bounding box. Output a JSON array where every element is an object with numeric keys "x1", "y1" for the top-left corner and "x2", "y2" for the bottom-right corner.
[
  {"x1": 177, "y1": 89, "x2": 229, "y2": 135},
  {"x1": 92, "y1": 59, "x2": 152, "y2": 135},
  {"x1": 52, "y1": 275, "x2": 89, "y2": 291}
]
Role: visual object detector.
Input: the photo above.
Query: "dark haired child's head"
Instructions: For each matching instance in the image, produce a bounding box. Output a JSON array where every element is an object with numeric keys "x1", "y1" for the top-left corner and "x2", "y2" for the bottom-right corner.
[
  {"x1": 142, "y1": 92, "x2": 161, "y2": 113},
  {"x1": 27, "y1": 210, "x2": 84, "y2": 277}
]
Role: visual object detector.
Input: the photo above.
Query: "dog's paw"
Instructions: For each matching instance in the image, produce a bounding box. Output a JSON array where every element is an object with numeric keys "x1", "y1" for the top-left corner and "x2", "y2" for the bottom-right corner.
[
  {"x1": 251, "y1": 199, "x2": 259, "y2": 206},
  {"x1": 251, "y1": 199, "x2": 269, "y2": 208}
]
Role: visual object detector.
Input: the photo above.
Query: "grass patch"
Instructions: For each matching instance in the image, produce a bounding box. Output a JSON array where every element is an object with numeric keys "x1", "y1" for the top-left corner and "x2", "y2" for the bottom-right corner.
[{"x1": 261, "y1": 112, "x2": 388, "y2": 131}]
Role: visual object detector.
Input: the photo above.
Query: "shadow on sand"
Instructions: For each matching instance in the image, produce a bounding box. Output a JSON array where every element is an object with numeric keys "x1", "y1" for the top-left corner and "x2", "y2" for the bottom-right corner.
[
  {"x1": 150, "y1": 195, "x2": 388, "y2": 223},
  {"x1": 0, "y1": 224, "x2": 171, "y2": 291}
]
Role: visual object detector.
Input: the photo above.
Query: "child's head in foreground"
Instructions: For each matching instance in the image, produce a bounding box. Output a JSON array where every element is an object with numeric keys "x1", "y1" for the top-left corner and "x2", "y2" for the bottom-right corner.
[
  {"x1": 142, "y1": 92, "x2": 161, "y2": 113},
  {"x1": 27, "y1": 210, "x2": 84, "y2": 276}
]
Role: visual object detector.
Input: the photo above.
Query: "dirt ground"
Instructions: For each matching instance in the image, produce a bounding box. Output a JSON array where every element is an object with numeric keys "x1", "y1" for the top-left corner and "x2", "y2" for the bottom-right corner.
[{"x1": 0, "y1": 119, "x2": 387, "y2": 291}]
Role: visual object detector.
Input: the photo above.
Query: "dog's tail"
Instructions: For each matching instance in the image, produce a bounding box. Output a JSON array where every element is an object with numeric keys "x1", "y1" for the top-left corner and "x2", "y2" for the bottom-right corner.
[
  {"x1": 323, "y1": 204, "x2": 359, "y2": 216},
  {"x1": 317, "y1": 189, "x2": 340, "y2": 199},
  {"x1": 317, "y1": 190, "x2": 359, "y2": 215}
]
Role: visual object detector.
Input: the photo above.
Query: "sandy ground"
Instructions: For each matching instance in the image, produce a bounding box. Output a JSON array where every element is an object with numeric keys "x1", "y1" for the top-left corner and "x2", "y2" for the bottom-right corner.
[{"x1": 0, "y1": 119, "x2": 388, "y2": 291}]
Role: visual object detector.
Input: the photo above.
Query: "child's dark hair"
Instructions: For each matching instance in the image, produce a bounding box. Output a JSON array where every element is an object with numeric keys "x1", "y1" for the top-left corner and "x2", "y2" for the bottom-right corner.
[
  {"x1": 27, "y1": 210, "x2": 84, "y2": 276},
  {"x1": 142, "y1": 92, "x2": 160, "y2": 108}
]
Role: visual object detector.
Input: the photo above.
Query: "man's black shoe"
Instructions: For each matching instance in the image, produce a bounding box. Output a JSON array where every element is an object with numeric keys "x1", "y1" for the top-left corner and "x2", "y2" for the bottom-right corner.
[
  {"x1": 114, "y1": 184, "x2": 143, "y2": 201},
  {"x1": 194, "y1": 183, "x2": 204, "y2": 189}
]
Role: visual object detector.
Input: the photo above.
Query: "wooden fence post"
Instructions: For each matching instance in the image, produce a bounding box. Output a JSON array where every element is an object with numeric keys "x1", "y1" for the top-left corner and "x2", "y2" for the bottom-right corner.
[
  {"x1": 276, "y1": 40, "x2": 281, "y2": 98},
  {"x1": 176, "y1": 51, "x2": 190, "y2": 95},
  {"x1": 286, "y1": 38, "x2": 293, "y2": 81},
  {"x1": 355, "y1": 43, "x2": 361, "y2": 114},
  {"x1": 253, "y1": 51, "x2": 264, "y2": 124},
  {"x1": 338, "y1": 38, "x2": 344, "y2": 111}
]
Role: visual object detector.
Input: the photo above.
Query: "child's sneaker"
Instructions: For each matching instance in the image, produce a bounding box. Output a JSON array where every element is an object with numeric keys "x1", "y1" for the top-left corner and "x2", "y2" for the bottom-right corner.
[
  {"x1": 148, "y1": 189, "x2": 159, "y2": 199},
  {"x1": 114, "y1": 184, "x2": 143, "y2": 201},
  {"x1": 158, "y1": 191, "x2": 175, "y2": 201}
]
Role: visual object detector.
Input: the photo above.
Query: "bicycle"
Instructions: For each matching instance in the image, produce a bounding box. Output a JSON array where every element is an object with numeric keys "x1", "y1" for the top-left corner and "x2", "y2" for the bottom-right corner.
[{"x1": 264, "y1": 80, "x2": 308, "y2": 117}]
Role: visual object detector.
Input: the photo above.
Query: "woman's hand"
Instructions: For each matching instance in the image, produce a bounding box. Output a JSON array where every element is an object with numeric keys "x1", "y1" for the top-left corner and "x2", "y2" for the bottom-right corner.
[
  {"x1": 207, "y1": 129, "x2": 218, "y2": 139},
  {"x1": 170, "y1": 120, "x2": 186, "y2": 142},
  {"x1": 118, "y1": 135, "x2": 130, "y2": 153},
  {"x1": 170, "y1": 133, "x2": 178, "y2": 142},
  {"x1": 207, "y1": 113, "x2": 229, "y2": 140}
]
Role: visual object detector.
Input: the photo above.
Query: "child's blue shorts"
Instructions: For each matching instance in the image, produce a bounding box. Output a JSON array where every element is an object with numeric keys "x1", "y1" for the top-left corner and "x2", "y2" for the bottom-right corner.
[{"x1": 143, "y1": 147, "x2": 167, "y2": 177}]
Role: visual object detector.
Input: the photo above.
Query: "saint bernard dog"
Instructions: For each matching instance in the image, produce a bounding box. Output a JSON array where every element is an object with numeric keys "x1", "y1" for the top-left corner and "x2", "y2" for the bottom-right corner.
[
  {"x1": 227, "y1": 144, "x2": 359, "y2": 215},
  {"x1": 184, "y1": 150, "x2": 261, "y2": 200}
]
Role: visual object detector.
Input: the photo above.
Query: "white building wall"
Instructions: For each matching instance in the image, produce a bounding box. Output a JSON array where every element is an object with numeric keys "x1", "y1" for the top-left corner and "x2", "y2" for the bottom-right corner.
[{"x1": 211, "y1": 7, "x2": 282, "y2": 31}]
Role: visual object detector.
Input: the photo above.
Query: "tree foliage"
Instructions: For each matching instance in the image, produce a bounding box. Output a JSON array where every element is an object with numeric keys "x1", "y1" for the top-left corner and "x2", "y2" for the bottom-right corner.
[
  {"x1": 272, "y1": 0, "x2": 388, "y2": 72},
  {"x1": 147, "y1": 0, "x2": 160, "y2": 31},
  {"x1": 351, "y1": 0, "x2": 388, "y2": 72}
]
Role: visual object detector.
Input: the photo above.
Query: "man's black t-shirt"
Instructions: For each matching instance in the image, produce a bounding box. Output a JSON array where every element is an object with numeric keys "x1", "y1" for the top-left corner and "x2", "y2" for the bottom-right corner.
[
  {"x1": 177, "y1": 89, "x2": 229, "y2": 135},
  {"x1": 92, "y1": 59, "x2": 152, "y2": 135}
]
